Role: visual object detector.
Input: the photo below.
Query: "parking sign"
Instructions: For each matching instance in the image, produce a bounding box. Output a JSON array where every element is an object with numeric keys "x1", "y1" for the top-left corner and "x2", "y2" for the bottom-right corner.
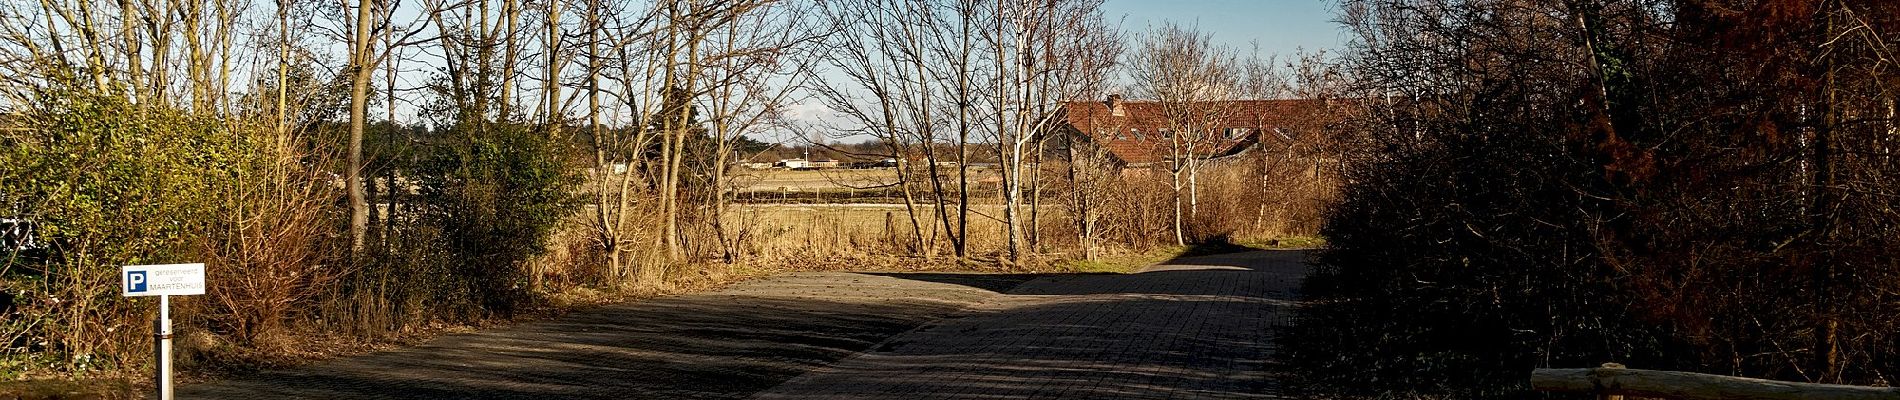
[
  {"x1": 126, "y1": 271, "x2": 148, "y2": 292},
  {"x1": 121, "y1": 263, "x2": 204, "y2": 297}
]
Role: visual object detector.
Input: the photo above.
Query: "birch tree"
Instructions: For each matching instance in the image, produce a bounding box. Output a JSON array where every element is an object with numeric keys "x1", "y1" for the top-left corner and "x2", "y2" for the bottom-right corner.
[
  {"x1": 810, "y1": 0, "x2": 1114, "y2": 262},
  {"x1": 1125, "y1": 23, "x2": 1241, "y2": 246},
  {"x1": 983, "y1": 0, "x2": 1116, "y2": 261}
]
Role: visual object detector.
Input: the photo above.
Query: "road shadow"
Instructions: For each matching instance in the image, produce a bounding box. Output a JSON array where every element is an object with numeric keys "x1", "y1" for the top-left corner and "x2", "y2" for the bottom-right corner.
[
  {"x1": 182, "y1": 245, "x2": 1310, "y2": 400},
  {"x1": 180, "y1": 273, "x2": 1029, "y2": 400},
  {"x1": 863, "y1": 242, "x2": 1311, "y2": 297},
  {"x1": 756, "y1": 247, "x2": 1312, "y2": 399}
]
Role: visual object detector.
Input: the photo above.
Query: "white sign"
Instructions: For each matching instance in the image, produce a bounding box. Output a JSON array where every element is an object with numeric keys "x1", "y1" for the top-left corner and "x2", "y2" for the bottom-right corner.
[{"x1": 121, "y1": 263, "x2": 205, "y2": 297}]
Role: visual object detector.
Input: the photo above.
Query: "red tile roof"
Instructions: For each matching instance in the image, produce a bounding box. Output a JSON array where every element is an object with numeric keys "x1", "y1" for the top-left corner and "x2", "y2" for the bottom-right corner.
[{"x1": 1060, "y1": 98, "x2": 1341, "y2": 165}]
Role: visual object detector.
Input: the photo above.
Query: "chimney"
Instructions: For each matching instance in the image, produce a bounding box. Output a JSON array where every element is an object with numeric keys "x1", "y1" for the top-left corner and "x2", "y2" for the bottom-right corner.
[{"x1": 1106, "y1": 94, "x2": 1125, "y2": 117}]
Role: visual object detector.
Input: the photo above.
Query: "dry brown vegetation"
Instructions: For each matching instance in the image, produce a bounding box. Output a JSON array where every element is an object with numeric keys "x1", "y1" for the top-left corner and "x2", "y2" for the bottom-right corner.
[{"x1": 1280, "y1": 0, "x2": 1900, "y2": 398}]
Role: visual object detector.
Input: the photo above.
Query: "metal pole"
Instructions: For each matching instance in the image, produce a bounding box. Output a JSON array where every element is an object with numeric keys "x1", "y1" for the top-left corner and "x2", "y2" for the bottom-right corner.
[{"x1": 155, "y1": 294, "x2": 173, "y2": 400}]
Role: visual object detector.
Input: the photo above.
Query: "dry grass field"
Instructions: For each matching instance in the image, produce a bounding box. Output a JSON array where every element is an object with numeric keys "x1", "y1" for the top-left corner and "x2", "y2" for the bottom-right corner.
[
  {"x1": 730, "y1": 168, "x2": 1002, "y2": 194},
  {"x1": 727, "y1": 203, "x2": 1076, "y2": 265},
  {"x1": 718, "y1": 161, "x2": 1327, "y2": 265},
  {"x1": 731, "y1": 169, "x2": 900, "y2": 193}
]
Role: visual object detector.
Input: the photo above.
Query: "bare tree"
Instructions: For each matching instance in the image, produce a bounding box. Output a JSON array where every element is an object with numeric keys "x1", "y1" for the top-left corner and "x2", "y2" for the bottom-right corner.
[
  {"x1": 700, "y1": 1, "x2": 825, "y2": 262},
  {"x1": 1125, "y1": 22, "x2": 1242, "y2": 245},
  {"x1": 984, "y1": 0, "x2": 1117, "y2": 260},
  {"x1": 578, "y1": 0, "x2": 674, "y2": 280},
  {"x1": 806, "y1": 0, "x2": 946, "y2": 255},
  {"x1": 543, "y1": 0, "x2": 563, "y2": 132},
  {"x1": 808, "y1": 0, "x2": 1114, "y2": 262}
]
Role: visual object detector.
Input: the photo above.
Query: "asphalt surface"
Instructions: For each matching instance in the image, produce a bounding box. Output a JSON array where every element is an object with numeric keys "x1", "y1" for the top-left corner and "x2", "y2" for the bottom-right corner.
[{"x1": 181, "y1": 250, "x2": 1308, "y2": 399}]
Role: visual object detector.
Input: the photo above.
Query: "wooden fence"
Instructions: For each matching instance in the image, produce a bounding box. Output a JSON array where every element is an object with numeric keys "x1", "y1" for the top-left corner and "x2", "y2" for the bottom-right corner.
[{"x1": 1531, "y1": 363, "x2": 1900, "y2": 400}]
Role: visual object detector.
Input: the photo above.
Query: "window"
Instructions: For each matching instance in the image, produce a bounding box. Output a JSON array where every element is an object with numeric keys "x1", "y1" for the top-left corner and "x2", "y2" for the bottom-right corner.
[
  {"x1": 1226, "y1": 128, "x2": 1252, "y2": 140},
  {"x1": 1158, "y1": 128, "x2": 1172, "y2": 139},
  {"x1": 1130, "y1": 128, "x2": 1142, "y2": 140}
]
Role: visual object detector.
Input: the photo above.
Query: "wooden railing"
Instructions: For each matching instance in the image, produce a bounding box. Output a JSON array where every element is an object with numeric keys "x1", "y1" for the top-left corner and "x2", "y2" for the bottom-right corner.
[{"x1": 1531, "y1": 363, "x2": 1900, "y2": 400}]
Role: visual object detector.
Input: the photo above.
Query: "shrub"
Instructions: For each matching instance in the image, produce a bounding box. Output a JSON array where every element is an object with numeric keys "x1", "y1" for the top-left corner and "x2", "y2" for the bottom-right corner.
[
  {"x1": 2, "y1": 87, "x2": 240, "y2": 376},
  {"x1": 408, "y1": 120, "x2": 580, "y2": 316},
  {"x1": 1279, "y1": 1, "x2": 1900, "y2": 398}
]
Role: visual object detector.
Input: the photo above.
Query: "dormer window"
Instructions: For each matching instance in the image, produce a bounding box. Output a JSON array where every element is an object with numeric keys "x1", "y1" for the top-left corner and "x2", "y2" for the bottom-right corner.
[{"x1": 1129, "y1": 128, "x2": 1142, "y2": 140}]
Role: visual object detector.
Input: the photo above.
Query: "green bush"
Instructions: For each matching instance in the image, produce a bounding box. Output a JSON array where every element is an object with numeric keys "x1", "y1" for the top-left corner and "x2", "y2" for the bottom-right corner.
[
  {"x1": 408, "y1": 120, "x2": 579, "y2": 316},
  {"x1": 1, "y1": 88, "x2": 240, "y2": 376}
]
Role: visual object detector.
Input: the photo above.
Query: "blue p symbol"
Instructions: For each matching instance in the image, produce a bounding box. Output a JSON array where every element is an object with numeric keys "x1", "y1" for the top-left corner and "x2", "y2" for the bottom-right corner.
[{"x1": 127, "y1": 271, "x2": 148, "y2": 292}]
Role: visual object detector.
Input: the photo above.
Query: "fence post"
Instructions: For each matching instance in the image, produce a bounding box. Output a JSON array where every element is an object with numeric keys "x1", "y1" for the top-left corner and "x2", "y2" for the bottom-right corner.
[{"x1": 1596, "y1": 362, "x2": 1626, "y2": 400}]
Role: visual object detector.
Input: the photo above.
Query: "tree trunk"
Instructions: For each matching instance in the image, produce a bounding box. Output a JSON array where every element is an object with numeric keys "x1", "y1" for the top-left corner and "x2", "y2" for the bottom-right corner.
[
  {"x1": 953, "y1": 5, "x2": 973, "y2": 260},
  {"x1": 585, "y1": 0, "x2": 615, "y2": 278},
  {"x1": 544, "y1": 0, "x2": 562, "y2": 132},
  {"x1": 1029, "y1": 137, "x2": 1042, "y2": 251},
  {"x1": 1188, "y1": 159, "x2": 1199, "y2": 228},
  {"x1": 498, "y1": 0, "x2": 520, "y2": 119},
  {"x1": 1171, "y1": 164, "x2": 1186, "y2": 246},
  {"x1": 346, "y1": 0, "x2": 375, "y2": 256},
  {"x1": 273, "y1": 0, "x2": 287, "y2": 138}
]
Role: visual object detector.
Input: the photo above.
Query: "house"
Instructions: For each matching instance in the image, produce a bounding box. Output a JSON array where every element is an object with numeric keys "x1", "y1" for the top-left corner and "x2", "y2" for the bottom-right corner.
[
  {"x1": 1058, "y1": 94, "x2": 1340, "y2": 168},
  {"x1": 776, "y1": 158, "x2": 810, "y2": 169}
]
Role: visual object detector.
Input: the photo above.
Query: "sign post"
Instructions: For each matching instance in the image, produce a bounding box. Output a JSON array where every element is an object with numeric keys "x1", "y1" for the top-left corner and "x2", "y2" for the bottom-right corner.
[{"x1": 122, "y1": 263, "x2": 205, "y2": 400}]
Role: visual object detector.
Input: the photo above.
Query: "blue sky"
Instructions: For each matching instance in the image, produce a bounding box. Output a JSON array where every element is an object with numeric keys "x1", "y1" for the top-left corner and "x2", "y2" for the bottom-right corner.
[{"x1": 1102, "y1": 0, "x2": 1348, "y2": 57}]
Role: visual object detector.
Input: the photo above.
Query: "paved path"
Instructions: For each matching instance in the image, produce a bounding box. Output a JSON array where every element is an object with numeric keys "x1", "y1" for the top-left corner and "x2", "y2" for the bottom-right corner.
[
  {"x1": 181, "y1": 250, "x2": 1307, "y2": 399},
  {"x1": 752, "y1": 250, "x2": 1306, "y2": 399},
  {"x1": 181, "y1": 272, "x2": 1038, "y2": 399}
]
